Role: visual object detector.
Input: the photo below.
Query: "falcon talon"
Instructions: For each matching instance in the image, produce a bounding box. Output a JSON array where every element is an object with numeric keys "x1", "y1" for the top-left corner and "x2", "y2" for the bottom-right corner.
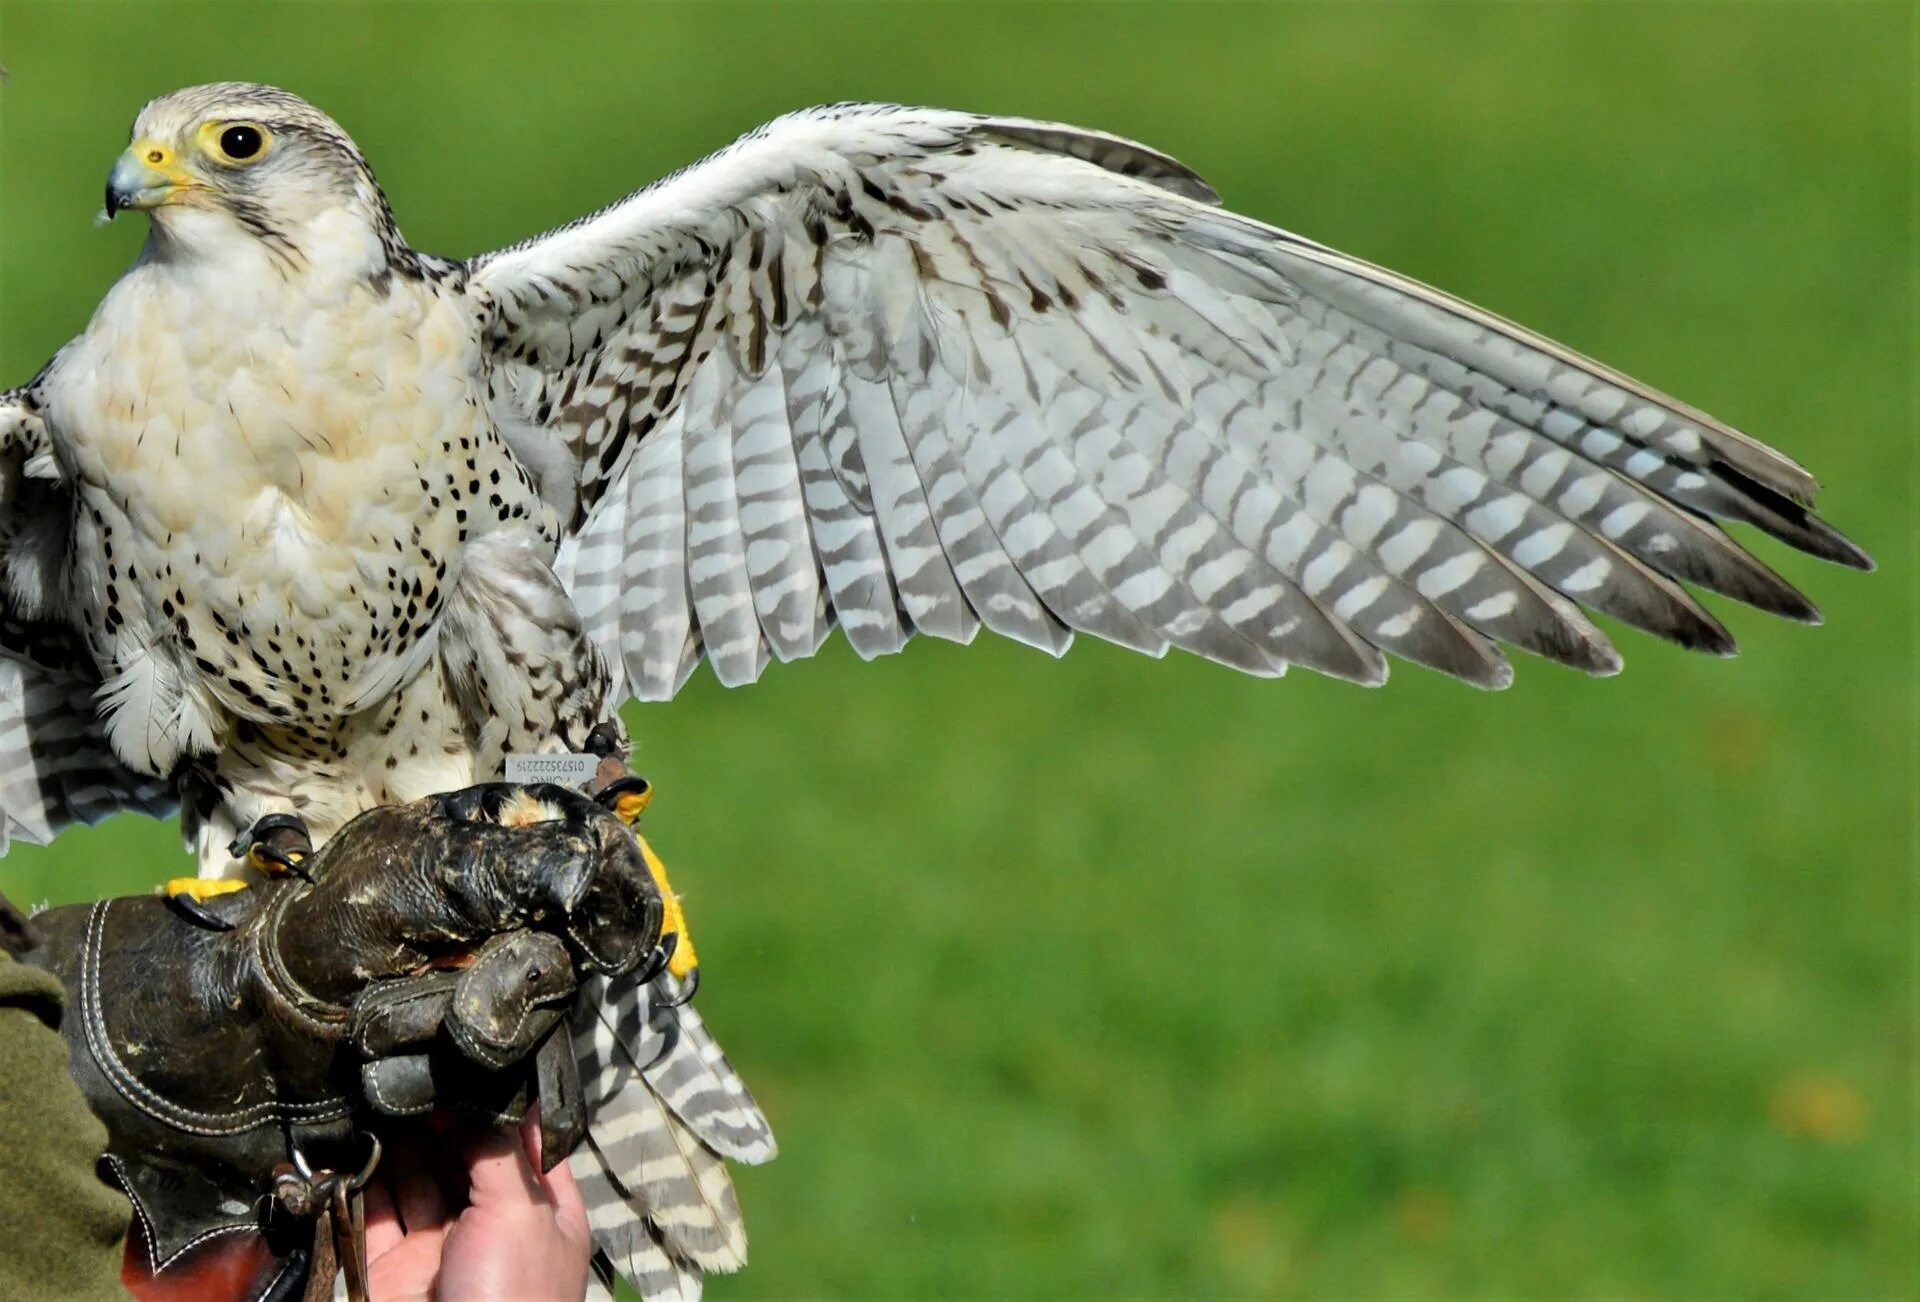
[
  {"x1": 632, "y1": 940, "x2": 670, "y2": 986},
  {"x1": 250, "y1": 842, "x2": 314, "y2": 882},
  {"x1": 659, "y1": 965, "x2": 700, "y2": 1009},
  {"x1": 594, "y1": 775, "x2": 654, "y2": 826},
  {"x1": 164, "y1": 890, "x2": 239, "y2": 932},
  {"x1": 232, "y1": 812, "x2": 316, "y2": 880}
]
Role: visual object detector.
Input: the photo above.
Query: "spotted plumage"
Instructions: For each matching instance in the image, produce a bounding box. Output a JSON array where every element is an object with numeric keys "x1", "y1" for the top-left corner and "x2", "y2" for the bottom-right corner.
[{"x1": 0, "y1": 85, "x2": 1868, "y2": 1294}]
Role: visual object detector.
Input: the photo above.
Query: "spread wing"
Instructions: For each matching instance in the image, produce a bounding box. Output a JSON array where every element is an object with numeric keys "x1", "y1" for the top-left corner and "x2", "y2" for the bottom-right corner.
[
  {"x1": 0, "y1": 387, "x2": 175, "y2": 851},
  {"x1": 467, "y1": 103, "x2": 1870, "y2": 702}
]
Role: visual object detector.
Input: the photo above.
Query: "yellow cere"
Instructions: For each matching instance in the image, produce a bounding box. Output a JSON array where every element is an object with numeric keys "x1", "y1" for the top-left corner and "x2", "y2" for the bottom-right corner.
[{"x1": 130, "y1": 138, "x2": 194, "y2": 186}]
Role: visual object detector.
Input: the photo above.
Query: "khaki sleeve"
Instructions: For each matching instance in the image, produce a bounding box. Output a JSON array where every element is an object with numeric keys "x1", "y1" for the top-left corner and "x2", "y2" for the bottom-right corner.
[{"x1": 0, "y1": 954, "x2": 132, "y2": 1301}]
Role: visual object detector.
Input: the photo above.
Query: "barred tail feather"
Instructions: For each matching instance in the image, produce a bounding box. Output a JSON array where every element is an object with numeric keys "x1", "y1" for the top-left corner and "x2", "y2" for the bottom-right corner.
[{"x1": 570, "y1": 969, "x2": 774, "y2": 1294}]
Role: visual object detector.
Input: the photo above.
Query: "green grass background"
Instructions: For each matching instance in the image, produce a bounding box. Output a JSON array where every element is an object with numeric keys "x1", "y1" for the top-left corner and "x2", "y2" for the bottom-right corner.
[{"x1": 0, "y1": 2, "x2": 1912, "y2": 1296}]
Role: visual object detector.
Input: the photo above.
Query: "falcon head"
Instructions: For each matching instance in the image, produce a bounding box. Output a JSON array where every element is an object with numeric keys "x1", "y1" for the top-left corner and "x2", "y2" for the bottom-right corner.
[{"x1": 104, "y1": 82, "x2": 400, "y2": 267}]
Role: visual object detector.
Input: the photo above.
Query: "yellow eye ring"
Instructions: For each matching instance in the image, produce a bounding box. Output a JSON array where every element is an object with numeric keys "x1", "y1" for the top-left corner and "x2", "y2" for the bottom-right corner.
[{"x1": 200, "y1": 120, "x2": 271, "y2": 165}]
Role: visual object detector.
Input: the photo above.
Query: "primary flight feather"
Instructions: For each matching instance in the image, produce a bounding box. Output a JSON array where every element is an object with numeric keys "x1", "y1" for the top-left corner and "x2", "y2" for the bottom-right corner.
[{"x1": 0, "y1": 83, "x2": 1868, "y2": 1293}]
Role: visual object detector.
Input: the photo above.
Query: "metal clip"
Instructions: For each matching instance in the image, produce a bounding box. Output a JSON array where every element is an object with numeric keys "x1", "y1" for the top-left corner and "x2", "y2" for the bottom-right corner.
[{"x1": 274, "y1": 1132, "x2": 383, "y2": 1302}]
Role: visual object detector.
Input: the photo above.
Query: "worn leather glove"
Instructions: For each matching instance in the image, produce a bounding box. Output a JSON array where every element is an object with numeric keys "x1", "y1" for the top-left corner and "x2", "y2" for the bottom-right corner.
[{"x1": 21, "y1": 781, "x2": 665, "y2": 1302}]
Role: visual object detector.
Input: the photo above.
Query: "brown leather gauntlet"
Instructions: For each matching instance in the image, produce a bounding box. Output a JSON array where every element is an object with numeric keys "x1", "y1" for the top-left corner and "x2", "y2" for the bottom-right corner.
[{"x1": 22, "y1": 782, "x2": 665, "y2": 1301}]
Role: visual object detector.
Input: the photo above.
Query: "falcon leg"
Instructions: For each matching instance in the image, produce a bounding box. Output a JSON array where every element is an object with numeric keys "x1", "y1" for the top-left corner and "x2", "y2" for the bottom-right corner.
[
  {"x1": 227, "y1": 811, "x2": 317, "y2": 882},
  {"x1": 169, "y1": 811, "x2": 318, "y2": 914},
  {"x1": 631, "y1": 930, "x2": 674, "y2": 985},
  {"x1": 591, "y1": 775, "x2": 698, "y2": 986},
  {"x1": 636, "y1": 832, "x2": 699, "y2": 988}
]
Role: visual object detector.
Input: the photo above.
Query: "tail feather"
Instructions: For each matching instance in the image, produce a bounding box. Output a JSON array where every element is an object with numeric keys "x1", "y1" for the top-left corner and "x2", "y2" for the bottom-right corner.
[
  {"x1": 574, "y1": 1159, "x2": 705, "y2": 1300},
  {"x1": 570, "y1": 968, "x2": 775, "y2": 1293},
  {"x1": 644, "y1": 996, "x2": 779, "y2": 1164}
]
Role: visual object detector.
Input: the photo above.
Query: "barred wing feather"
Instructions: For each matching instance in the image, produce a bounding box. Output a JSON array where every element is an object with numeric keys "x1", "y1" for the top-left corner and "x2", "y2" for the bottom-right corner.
[
  {"x1": 0, "y1": 389, "x2": 178, "y2": 852},
  {"x1": 0, "y1": 653, "x2": 178, "y2": 851},
  {"x1": 473, "y1": 104, "x2": 1867, "y2": 703}
]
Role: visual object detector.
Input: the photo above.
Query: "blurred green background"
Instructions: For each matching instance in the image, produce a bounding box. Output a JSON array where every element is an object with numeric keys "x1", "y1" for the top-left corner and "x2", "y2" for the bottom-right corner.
[{"x1": 0, "y1": 2, "x2": 1911, "y2": 1296}]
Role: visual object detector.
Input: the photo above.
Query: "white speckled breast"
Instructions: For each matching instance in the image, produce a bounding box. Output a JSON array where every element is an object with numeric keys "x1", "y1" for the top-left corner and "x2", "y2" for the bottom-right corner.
[{"x1": 46, "y1": 227, "x2": 544, "y2": 758}]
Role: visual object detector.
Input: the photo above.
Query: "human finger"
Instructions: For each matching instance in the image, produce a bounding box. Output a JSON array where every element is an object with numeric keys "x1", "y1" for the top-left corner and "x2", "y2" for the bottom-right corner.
[
  {"x1": 526, "y1": 1111, "x2": 590, "y2": 1245},
  {"x1": 460, "y1": 1117, "x2": 547, "y2": 1211},
  {"x1": 363, "y1": 1177, "x2": 404, "y2": 1259}
]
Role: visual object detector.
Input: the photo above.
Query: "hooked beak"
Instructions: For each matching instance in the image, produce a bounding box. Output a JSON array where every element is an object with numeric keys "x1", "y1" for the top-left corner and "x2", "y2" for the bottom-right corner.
[{"x1": 104, "y1": 143, "x2": 190, "y2": 219}]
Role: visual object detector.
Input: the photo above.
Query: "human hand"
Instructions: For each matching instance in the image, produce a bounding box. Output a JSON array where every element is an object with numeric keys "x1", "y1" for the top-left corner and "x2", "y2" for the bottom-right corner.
[{"x1": 365, "y1": 1110, "x2": 592, "y2": 1302}]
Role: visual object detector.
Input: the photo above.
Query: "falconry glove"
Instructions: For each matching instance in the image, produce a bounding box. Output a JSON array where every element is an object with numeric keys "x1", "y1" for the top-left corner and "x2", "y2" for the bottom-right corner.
[{"x1": 22, "y1": 782, "x2": 668, "y2": 1302}]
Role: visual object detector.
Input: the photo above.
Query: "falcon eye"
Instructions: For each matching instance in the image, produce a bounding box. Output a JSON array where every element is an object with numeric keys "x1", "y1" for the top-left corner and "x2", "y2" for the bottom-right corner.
[{"x1": 218, "y1": 125, "x2": 264, "y2": 161}]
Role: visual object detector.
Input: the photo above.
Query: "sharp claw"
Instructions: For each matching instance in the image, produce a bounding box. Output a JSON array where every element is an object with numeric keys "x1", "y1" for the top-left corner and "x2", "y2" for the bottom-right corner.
[
  {"x1": 250, "y1": 842, "x2": 315, "y2": 882},
  {"x1": 638, "y1": 1009, "x2": 681, "y2": 1072},
  {"x1": 248, "y1": 812, "x2": 314, "y2": 845},
  {"x1": 633, "y1": 941, "x2": 670, "y2": 985},
  {"x1": 629, "y1": 929, "x2": 676, "y2": 985},
  {"x1": 231, "y1": 812, "x2": 315, "y2": 879},
  {"x1": 163, "y1": 877, "x2": 249, "y2": 930},
  {"x1": 659, "y1": 965, "x2": 700, "y2": 1009},
  {"x1": 166, "y1": 893, "x2": 238, "y2": 931}
]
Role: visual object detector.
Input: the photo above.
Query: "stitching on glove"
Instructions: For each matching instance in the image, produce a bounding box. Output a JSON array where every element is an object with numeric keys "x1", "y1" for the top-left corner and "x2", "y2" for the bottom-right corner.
[
  {"x1": 448, "y1": 994, "x2": 549, "y2": 1069},
  {"x1": 104, "y1": 1153, "x2": 274, "y2": 1275},
  {"x1": 81, "y1": 901, "x2": 353, "y2": 1135},
  {"x1": 563, "y1": 918, "x2": 624, "y2": 974},
  {"x1": 360, "y1": 1063, "x2": 436, "y2": 1117},
  {"x1": 252, "y1": 884, "x2": 352, "y2": 1032}
]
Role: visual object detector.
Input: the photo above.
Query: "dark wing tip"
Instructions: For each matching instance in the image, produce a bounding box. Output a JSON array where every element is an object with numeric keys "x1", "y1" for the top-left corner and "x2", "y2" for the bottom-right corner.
[
  {"x1": 1565, "y1": 633, "x2": 1624, "y2": 678},
  {"x1": 1781, "y1": 509, "x2": 1875, "y2": 571},
  {"x1": 1821, "y1": 523, "x2": 1876, "y2": 572},
  {"x1": 1708, "y1": 460, "x2": 1873, "y2": 572},
  {"x1": 1759, "y1": 582, "x2": 1824, "y2": 626},
  {"x1": 1696, "y1": 622, "x2": 1741, "y2": 658}
]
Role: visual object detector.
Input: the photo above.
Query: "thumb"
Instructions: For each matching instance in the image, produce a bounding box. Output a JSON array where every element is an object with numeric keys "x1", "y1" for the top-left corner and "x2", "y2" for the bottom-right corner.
[
  {"x1": 460, "y1": 1117, "x2": 548, "y2": 1212},
  {"x1": 521, "y1": 1109, "x2": 590, "y2": 1243}
]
